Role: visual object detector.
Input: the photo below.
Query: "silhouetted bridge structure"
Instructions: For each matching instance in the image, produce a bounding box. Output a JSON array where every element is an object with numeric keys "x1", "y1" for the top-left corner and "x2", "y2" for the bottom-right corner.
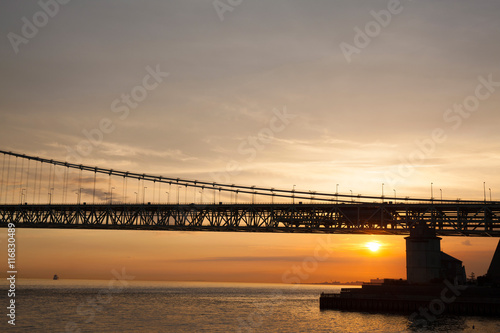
[{"x1": 1, "y1": 150, "x2": 499, "y2": 236}]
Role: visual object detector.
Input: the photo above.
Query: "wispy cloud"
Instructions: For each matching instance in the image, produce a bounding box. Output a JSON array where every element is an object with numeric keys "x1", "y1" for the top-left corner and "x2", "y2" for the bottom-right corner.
[{"x1": 172, "y1": 255, "x2": 363, "y2": 264}]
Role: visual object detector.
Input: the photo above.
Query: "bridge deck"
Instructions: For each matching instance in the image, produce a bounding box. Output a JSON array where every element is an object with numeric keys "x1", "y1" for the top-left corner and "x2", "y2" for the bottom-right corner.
[{"x1": 1, "y1": 202, "x2": 500, "y2": 236}]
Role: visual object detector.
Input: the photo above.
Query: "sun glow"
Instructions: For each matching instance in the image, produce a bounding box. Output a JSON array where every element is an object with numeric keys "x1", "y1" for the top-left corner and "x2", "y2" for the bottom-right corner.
[{"x1": 365, "y1": 241, "x2": 381, "y2": 252}]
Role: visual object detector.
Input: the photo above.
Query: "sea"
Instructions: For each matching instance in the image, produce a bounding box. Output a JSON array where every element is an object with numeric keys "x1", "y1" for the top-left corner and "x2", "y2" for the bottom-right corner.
[{"x1": 1, "y1": 279, "x2": 499, "y2": 333}]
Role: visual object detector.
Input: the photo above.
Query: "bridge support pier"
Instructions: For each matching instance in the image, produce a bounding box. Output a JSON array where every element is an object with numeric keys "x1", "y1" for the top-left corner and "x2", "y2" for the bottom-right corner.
[{"x1": 405, "y1": 222, "x2": 466, "y2": 284}]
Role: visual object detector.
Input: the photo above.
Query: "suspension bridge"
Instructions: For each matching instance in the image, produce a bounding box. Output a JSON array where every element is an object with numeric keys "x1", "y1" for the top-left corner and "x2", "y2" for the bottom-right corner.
[{"x1": 0, "y1": 150, "x2": 499, "y2": 236}]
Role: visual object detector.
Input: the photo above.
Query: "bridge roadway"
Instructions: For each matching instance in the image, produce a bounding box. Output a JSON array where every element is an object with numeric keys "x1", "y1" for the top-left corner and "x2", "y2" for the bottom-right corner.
[{"x1": 1, "y1": 202, "x2": 499, "y2": 236}]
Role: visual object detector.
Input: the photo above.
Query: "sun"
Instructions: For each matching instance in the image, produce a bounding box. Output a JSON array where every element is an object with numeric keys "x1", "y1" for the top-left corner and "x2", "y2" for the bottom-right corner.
[{"x1": 365, "y1": 241, "x2": 381, "y2": 252}]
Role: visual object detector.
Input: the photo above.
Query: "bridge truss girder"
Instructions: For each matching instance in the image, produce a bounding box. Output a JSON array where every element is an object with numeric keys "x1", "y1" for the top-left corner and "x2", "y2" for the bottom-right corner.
[{"x1": 1, "y1": 203, "x2": 499, "y2": 236}]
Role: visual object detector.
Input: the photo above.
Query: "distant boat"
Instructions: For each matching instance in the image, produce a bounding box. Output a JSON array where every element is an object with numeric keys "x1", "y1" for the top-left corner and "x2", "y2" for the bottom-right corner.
[{"x1": 53, "y1": 274, "x2": 59, "y2": 280}]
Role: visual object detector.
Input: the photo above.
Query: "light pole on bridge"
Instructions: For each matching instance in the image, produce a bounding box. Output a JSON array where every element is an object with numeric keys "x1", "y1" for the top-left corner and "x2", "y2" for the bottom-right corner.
[
  {"x1": 165, "y1": 191, "x2": 169, "y2": 204},
  {"x1": 143, "y1": 186, "x2": 147, "y2": 204},
  {"x1": 490, "y1": 188, "x2": 492, "y2": 202},
  {"x1": 48, "y1": 187, "x2": 53, "y2": 204},
  {"x1": 20, "y1": 188, "x2": 26, "y2": 204},
  {"x1": 293, "y1": 185, "x2": 296, "y2": 205},
  {"x1": 393, "y1": 189, "x2": 396, "y2": 203},
  {"x1": 431, "y1": 182, "x2": 434, "y2": 203},
  {"x1": 381, "y1": 183, "x2": 384, "y2": 203},
  {"x1": 134, "y1": 192, "x2": 138, "y2": 204},
  {"x1": 310, "y1": 190, "x2": 316, "y2": 204},
  {"x1": 79, "y1": 188, "x2": 84, "y2": 205},
  {"x1": 110, "y1": 187, "x2": 115, "y2": 204}
]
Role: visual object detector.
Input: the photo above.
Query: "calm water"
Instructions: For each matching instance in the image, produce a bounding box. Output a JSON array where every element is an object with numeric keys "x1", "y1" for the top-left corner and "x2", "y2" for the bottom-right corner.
[{"x1": 1, "y1": 279, "x2": 499, "y2": 332}]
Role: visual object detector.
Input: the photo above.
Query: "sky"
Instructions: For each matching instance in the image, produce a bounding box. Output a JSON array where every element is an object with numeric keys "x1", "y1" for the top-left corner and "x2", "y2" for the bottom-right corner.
[{"x1": 1, "y1": 0, "x2": 500, "y2": 283}]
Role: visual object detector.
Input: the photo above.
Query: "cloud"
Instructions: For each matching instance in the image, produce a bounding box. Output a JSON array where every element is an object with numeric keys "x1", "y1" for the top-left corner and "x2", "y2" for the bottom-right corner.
[
  {"x1": 462, "y1": 240, "x2": 472, "y2": 246},
  {"x1": 172, "y1": 255, "x2": 376, "y2": 265},
  {"x1": 174, "y1": 256, "x2": 309, "y2": 263}
]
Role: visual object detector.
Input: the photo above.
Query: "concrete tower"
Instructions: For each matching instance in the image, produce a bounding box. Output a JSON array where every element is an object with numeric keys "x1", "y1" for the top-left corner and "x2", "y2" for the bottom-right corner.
[{"x1": 405, "y1": 223, "x2": 442, "y2": 284}]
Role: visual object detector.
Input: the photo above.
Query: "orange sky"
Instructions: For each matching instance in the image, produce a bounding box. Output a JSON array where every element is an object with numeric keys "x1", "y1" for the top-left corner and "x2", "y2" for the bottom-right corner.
[
  {"x1": 1, "y1": 1, "x2": 500, "y2": 284},
  {"x1": 1, "y1": 229, "x2": 498, "y2": 283}
]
